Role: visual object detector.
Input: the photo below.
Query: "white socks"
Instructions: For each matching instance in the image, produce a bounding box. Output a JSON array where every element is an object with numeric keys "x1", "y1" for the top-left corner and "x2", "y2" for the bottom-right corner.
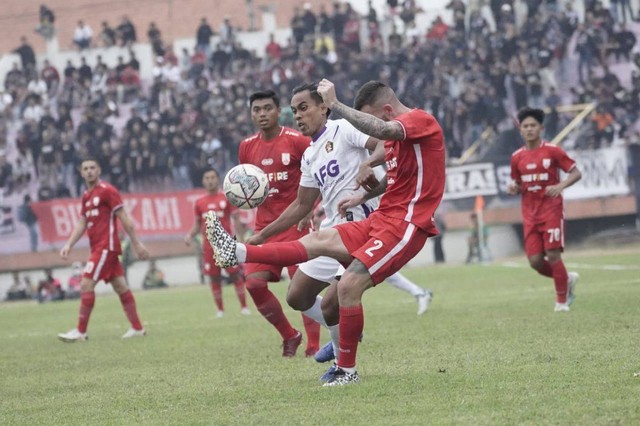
[
  {"x1": 386, "y1": 272, "x2": 424, "y2": 297},
  {"x1": 302, "y1": 296, "x2": 340, "y2": 356},
  {"x1": 236, "y1": 243, "x2": 247, "y2": 263}
]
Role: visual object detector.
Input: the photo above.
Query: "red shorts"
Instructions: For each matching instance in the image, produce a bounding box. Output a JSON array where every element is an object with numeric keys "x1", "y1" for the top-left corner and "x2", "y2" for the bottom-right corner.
[
  {"x1": 83, "y1": 250, "x2": 124, "y2": 283},
  {"x1": 523, "y1": 216, "x2": 565, "y2": 257},
  {"x1": 244, "y1": 226, "x2": 307, "y2": 282},
  {"x1": 335, "y1": 213, "x2": 430, "y2": 284}
]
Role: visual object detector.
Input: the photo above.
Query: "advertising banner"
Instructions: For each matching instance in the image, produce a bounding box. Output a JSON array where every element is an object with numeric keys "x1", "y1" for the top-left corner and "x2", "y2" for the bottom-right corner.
[{"x1": 31, "y1": 190, "x2": 205, "y2": 244}]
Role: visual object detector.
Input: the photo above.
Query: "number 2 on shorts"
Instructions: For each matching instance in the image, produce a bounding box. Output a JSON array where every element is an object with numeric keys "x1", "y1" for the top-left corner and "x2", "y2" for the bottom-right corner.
[{"x1": 365, "y1": 239, "x2": 384, "y2": 257}]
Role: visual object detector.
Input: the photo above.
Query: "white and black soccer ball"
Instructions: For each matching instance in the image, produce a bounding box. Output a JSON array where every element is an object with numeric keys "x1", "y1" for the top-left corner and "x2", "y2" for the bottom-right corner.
[{"x1": 223, "y1": 164, "x2": 270, "y2": 209}]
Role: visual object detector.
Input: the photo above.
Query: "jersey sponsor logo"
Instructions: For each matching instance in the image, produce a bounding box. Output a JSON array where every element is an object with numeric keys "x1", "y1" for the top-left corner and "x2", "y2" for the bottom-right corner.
[
  {"x1": 314, "y1": 159, "x2": 340, "y2": 186},
  {"x1": 385, "y1": 157, "x2": 398, "y2": 171},
  {"x1": 267, "y1": 171, "x2": 289, "y2": 182},
  {"x1": 526, "y1": 163, "x2": 536, "y2": 170},
  {"x1": 325, "y1": 141, "x2": 334, "y2": 153},
  {"x1": 281, "y1": 153, "x2": 291, "y2": 165},
  {"x1": 261, "y1": 158, "x2": 274, "y2": 166},
  {"x1": 542, "y1": 158, "x2": 551, "y2": 169},
  {"x1": 521, "y1": 173, "x2": 549, "y2": 183}
]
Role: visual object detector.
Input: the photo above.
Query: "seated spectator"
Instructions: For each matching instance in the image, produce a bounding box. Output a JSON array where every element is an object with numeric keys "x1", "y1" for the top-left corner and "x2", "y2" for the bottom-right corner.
[
  {"x1": 100, "y1": 21, "x2": 117, "y2": 47},
  {"x1": 466, "y1": 213, "x2": 490, "y2": 264},
  {"x1": 35, "y1": 5, "x2": 55, "y2": 40},
  {"x1": 591, "y1": 106, "x2": 615, "y2": 147},
  {"x1": 142, "y1": 259, "x2": 168, "y2": 289},
  {"x1": 36, "y1": 268, "x2": 64, "y2": 302},
  {"x1": 73, "y1": 20, "x2": 93, "y2": 50},
  {"x1": 0, "y1": 152, "x2": 13, "y2": 195},
  {"x1": 117, "y1": 16, "x2": 137, "y2": 47},
  {"x1": 5, "y1": 271, "x2": 32, "y2": 301},
  {"x1": 41, "y1": 59, "x2": 60, "y2": 98},
  {"x1": 66, "y1": 261, "x2": 83, "y2": 299}
]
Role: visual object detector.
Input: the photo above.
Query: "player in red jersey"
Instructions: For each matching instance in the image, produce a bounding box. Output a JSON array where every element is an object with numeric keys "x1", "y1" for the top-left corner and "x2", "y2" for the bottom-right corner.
[
  {"x1": 185, "y1": 168, "x2": 249, "y2": 318},
  {"x1": 206, "y1": 80, "x2": 446, "y2": 385},
  {"x1": 507, "y1": 107, "x2": 582, "y2": 312},
  {"x1": 236, "y1": 89, "x2": 320, "y2": 357},
  {"x1": 58, "y1": 158, "x2": 149, "y2": 342}
]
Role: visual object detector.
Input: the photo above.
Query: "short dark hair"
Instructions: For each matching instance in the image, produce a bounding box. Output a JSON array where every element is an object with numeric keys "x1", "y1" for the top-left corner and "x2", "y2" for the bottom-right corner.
[
  {"x1": 80, "y1": 156, "x2": 101, "y2": 167},
  {"x1": 292, "y1": 83, "x2": 331, "y2": 117},
  {"x1": 517, "y1": 107, "x2": 545, "y2": 125},
  {"x1": 249, "y1": 90, "x2": 280, "y2": 108},
  {"x1": 203, "y1": 167, "x2": 220, "y2": 177},
  {"x1": 354, "y1": 81, "x2": 392, "y2": 111}
]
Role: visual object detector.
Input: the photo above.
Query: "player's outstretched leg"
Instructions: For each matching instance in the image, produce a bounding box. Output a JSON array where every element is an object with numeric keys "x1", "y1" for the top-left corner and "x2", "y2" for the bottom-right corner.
[{"x1": 205, "y1": 212, "x2": 239, "y2": 267}]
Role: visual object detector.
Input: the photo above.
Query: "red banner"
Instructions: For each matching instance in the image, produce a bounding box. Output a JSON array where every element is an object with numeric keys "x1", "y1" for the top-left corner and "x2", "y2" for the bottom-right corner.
[{"x1": 31, "y1": 190, "x2": 206, "y2": 244}]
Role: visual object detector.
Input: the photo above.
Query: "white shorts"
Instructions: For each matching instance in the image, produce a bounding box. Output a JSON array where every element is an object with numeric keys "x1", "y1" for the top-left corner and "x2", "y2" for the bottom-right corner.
[{"x1": 298, "y1": 256, "x2": 342, "y2": 282}]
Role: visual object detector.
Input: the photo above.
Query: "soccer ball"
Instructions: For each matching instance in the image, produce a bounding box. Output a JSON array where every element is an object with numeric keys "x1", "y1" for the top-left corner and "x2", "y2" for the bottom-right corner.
[{"x1": 223, "y1": 164, "x2": 270, "y2": 209}]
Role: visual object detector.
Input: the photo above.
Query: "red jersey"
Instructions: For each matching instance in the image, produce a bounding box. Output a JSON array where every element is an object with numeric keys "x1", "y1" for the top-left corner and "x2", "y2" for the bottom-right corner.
[
  {"x1": 81, "y1": 181, "x2": 123, "y2": 253},
  {"x1": 238, "y1": 127, "x2": 310, "y2": 231},
  {"x1": 193, "y1": 192, "x2": 236, "y2": 235},
  {"x1": 510, "y1": 141, "x2": 576, "y2": 223},
  {"x1": 377, "y1": 109, "x2": 446, "y2": 234}
]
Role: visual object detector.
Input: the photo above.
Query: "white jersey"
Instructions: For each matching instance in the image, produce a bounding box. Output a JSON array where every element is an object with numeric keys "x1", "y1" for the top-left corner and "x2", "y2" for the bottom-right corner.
[{"x1": 300, "y1": 119, "x2": 379, "y2": 228}]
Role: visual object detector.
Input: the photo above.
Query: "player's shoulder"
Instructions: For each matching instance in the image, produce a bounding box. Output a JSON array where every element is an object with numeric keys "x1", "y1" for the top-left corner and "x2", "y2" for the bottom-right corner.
[
  {"x1": 399, "y1": 108, "x2": 432, "y2": 121},
  {"x1": 511, "y1": 147, "x2": 526, "y2": 157},
  {"x1": 98, "y1": 181, "x2": 118, "y2": 193},
  {"x1": 240, "y1": 132, "x2": 260, "y2": 145},
  {"x1": 281, "y1": 126, "x2": 304, "y2": 138},
  {"x1": 542, "y1": 141, "x2": 564, "y2": 152}
]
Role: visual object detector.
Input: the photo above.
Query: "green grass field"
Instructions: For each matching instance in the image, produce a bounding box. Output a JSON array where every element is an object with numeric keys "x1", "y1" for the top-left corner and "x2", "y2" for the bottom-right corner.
[{"x1": 1, "y1": 246, "x2": 639, "y2": 425}]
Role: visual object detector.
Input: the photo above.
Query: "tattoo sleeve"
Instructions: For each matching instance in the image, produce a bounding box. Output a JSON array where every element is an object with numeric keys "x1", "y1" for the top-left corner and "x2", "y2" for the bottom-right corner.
[{"x1": 332, "y1": 102, "x2": 404, "y2": 140}]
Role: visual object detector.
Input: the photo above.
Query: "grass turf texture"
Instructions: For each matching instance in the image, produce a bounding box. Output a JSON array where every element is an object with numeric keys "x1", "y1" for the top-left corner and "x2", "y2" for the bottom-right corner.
[{"x1": 1, "y1": 246, "x2": 639, "y2": 425}]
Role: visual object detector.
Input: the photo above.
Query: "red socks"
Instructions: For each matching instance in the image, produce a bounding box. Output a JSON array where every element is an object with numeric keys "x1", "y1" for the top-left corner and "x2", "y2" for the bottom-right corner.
[
  {"x1": 337, "y1": 305, "x2": 364, "y2": 369},
  {"x1": 245, "y1": 241, "x2": 309, "y2": 266},
  {"x1": 550, "y1": 259, "x2": 569, "y2": 303},
  {"x1": 119, "y1": 290, "x2": 143, "y2": 330},
  {"x1": 302, "y1": 313, "x2": 320, "y2": 354},
  {"x1": 210, "y1": 282, "x2": 224, "y2": 311},
  {"x1": 77, "y1": 291, "x2": 95, "y2": 333},
  {"x1": 246, "y1": 278, "x2": 297, "y2": 340}
]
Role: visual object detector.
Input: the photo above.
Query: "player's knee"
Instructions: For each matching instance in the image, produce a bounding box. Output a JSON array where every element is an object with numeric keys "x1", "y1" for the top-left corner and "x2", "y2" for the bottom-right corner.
[
  {"x1": 285, "y1": 290, "x2": 308, "y2": 311},
  {"x1": 244, "y1": 277, "x2": 267, "y2": 292},
  {"x1": 528, "y1": 257, "x2": 544, "y2": 271}
]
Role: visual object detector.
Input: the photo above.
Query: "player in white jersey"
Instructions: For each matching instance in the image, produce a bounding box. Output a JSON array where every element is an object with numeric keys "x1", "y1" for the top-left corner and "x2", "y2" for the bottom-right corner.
[{"x1": 245, "y1": 83, "x2": 433, "y2": 380}]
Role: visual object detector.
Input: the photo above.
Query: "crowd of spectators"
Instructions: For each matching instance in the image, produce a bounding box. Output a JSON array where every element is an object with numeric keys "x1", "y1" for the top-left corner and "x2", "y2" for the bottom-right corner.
[{"x1": 1, "y1": 0, "x2": 639, "y2": 202}]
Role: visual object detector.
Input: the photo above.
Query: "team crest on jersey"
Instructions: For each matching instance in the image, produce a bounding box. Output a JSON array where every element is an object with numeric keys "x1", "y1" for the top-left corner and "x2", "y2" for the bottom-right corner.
[
  {"x1": 281, "y1": 153, "x2": 290, "y2": 165},
  {"x1": 220, "y1": 200, "x2": 226, "y2": 209},
  {"x1": 93, "y1": 196, "x2": 100, "y2": 206},
  {"x1": 542, "y1": 158, "x2": 551, "y2": 169},
  {"x1": 325, "y1": 141, "x2": 334, "y2": 153}
]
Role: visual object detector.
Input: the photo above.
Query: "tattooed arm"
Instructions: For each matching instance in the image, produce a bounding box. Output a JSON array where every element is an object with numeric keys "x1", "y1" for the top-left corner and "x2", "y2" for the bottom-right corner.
[{"x1": 317, "y1": 79, "x2": 405, "y2": 141}]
